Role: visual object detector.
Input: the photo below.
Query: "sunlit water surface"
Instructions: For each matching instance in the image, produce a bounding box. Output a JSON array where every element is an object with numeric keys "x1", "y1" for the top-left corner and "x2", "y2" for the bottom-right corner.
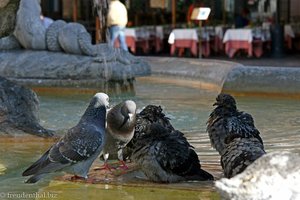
[{"x1": 1, "y1": 78, "x2": 300, "y2": 200}]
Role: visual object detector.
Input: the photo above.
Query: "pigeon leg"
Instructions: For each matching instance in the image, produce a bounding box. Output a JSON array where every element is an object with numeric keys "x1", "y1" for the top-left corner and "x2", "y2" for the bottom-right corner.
[
  {"x1": 94, "y1": 153, "x2": 114, "y2": 171},
  {"x1": 103, "y1": 153, "x2": 114, "y2": 171},
  {"x1": 118, "y1": 160, "x2": 129, "y2": 170},
  {"x1": 117, "y1": 149, "x2": 129, "y2": 170}
]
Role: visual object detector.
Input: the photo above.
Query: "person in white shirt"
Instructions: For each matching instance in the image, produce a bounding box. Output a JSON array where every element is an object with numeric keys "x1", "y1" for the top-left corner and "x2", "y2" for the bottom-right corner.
[{"x1": 107, "y1": 0, "x2": 128, "y2": 51}]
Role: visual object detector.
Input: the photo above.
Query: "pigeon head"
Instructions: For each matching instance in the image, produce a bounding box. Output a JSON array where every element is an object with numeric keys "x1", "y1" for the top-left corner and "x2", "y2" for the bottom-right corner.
[
  {"x1": 213, "y1": 94, "x2": 237, "y2": 109},
  {"x1": 93, "y1": 93, "x2": 109, "y2": 109},
  {"x1": 119, "y1": 100, "x2": 137, "y2": 128},
  {"x1": 81, "y1": 93, "x2": 109, "y2": 124},
  {"x1": 139, "y1": 105, "x2": 163, "y2": 116},
  {"x1": 137, "y1": 123, "x2": 169, "y2": 141}
]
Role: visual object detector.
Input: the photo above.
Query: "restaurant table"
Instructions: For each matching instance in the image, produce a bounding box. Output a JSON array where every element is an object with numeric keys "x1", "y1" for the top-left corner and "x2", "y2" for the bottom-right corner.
[
  {"x1": 168, "y1": 28, "x2": 210, "y2": 57},
  {"x1": 223, "y1": 28, "x2": 264, "y2": 58},
  {"x1": 144, "y1": 26, "x2": 164, "y2": 53},
  {"x1": 114, "y1": 27, "x2": 149, "y2": 54},
  {"x1": 285, "y1": 25, "x2": 295, "y2": 50},
  {"x1": 214, "y1": 26, "x2": 224, "y2": 52},
  {"x1": 262, "y1": 23, "x2": 295, "y2": 50}
]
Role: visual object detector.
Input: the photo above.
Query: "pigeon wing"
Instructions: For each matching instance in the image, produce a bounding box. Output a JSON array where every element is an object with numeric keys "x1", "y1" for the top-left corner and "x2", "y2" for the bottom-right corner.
[
  {"x1": 221, "y1": 137, "x2": 266, "y2": 178},
  {"x1": 49, "y1": 123, "x2": 104, "y2": 164},
  {"x1": 207, "y1": 116, "x2": 229, "y2": 154},
  {"x1": 155, "y1": 130, "x2": 199, "y2": 177},
  {"x1": 226, "y1": 112, "x2": 263, "y2": 145}
]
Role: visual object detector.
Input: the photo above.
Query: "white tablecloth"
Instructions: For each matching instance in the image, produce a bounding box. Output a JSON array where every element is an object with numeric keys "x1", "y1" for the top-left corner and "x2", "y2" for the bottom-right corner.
[
  {"x1": 125, "y1": 28, "x2": 150, "y2": 39},
  {"x1": 284, "y1": 25, "x2": 295, "y2": 38},
  {"x1": 168, "y1": 29, "x2": 198, "y2": 44},
  {"x1": 223, "y1": 29, "x2": 253, "y2": 43},
  {"x1": 262, "y1": 23, "x2": 295, "y2": 38},
  {"x1": 156, "y1": 26, "x2": 164, "y2": 40},
  {"x1": 215, "y1": 26, "x2": 224, "y2": 39},
  {"x1": 124, "y1": 28, "x2": 136, "y2": 38}
]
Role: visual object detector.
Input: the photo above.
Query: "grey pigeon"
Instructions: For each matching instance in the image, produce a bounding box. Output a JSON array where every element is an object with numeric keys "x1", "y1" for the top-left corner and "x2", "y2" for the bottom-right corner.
[
  {"x1": 123, "y1": 105, "x2": 174, "y2": 160},
  {"x1": 215, "y1": 151, "x2": 300, "y2": 200},
  {"x1": 132, "y1": 123, "x2": 214, "y2": 183},
  {"x1": 207, "y1": 93, "x2": 265, "y2": 178},
  {"x1": 102, "y1": 100, "x2": 136, "y2": 167},
  {"x1": 22, "y1": 93, "x2": 109, "y2": 183}
]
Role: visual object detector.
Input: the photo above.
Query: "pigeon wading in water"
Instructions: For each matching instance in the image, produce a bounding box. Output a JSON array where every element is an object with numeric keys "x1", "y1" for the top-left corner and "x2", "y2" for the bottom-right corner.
[
  {"x1": 206, "y1": 93, "x2": 265, "y2": 178},
  {"x1": 22, "y1": 93, "x2": 109, "y2": 183},
  {"x1": 123, "y1": 105, "x2": 174, "y2": 160},
  {"x1": 102, "y1": 100, "x2": 137, "y2": 169},
  {"x1": 132, "y1": 123, "x2": 214, "y2": 183}
]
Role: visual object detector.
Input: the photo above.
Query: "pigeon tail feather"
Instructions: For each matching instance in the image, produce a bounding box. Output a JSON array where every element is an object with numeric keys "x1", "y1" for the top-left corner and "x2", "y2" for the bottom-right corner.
[
  {"x1": 25, "y1": 174, "x2": 46, "y2": 184},
  {"x1": 22, "y1": 149, "x2": 51, "y2": 176},
  {"x1": 186, "y1": 168, "x2": 214, "y2": 181}
]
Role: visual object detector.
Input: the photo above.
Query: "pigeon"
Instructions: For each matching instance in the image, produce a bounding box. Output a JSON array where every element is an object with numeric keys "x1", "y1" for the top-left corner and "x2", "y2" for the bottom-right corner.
[
  {"x1": 221, "y1": 136, "x2": 265, "y2": 178},
  {"x1": 22, "y1": 92, "x2": 109, "y2": 183},
  {"x1": 132, "y1": 123, "x2": 214, "y2": 183},
  {"x1": 206, "y1": 93, "x2": 265, "y2": 178},
  {"x1": 123, "y1": 105, "x2": 174, "y2": 160},
  {"x1": 102, "y1": 100, "x2": 137, "y2": 168},
  {"x1": 215, "y1": 151, "x2": 300, "y2": 200}
]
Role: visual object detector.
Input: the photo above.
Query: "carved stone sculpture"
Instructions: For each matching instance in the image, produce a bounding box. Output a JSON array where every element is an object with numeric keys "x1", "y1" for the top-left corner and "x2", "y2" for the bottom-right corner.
[{"x1": 0, "y1": 0, "x2": 151, "y2": 88}]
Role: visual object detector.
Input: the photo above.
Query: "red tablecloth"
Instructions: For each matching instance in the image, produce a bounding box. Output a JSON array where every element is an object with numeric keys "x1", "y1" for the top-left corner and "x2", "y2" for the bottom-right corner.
[
  {"x1": 224, "y1": 40, "x2": 264, "y2": 58},
  {"x1": 224, "y1": 41, "x2": 252, "y2": 58},
  {"x1": 170, "y1": 40, "x2": 210, "y2": 57}
]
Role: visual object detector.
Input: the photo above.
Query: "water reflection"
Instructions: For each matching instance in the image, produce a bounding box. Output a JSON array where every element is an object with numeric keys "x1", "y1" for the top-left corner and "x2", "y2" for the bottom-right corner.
[{"x1": 1, "y1": 78, "x2": 300, "y2": 200}]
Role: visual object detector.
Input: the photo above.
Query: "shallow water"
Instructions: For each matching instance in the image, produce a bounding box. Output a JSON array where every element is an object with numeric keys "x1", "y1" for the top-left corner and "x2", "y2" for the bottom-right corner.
[{"x1": 1, "y1": 78, "x2": 300, "y2": 200}]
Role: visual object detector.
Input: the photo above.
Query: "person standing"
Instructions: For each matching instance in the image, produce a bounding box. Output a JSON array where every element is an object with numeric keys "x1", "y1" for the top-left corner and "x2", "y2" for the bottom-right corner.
[{"x1": 107, "y1": 0, "x2": 128, "y2": 51}]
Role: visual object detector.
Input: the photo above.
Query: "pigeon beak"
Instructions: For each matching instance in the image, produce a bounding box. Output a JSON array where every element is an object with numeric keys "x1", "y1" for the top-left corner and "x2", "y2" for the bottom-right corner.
[
  {"x1": 119, "y1": 115, "x2": 129, "y2": 129},
  {"x1": 128, "y1": 113, "x2": 134, "y2": 121},
  {"x1": 213, "y1": 102, "x2": 218, "y2": 106}
]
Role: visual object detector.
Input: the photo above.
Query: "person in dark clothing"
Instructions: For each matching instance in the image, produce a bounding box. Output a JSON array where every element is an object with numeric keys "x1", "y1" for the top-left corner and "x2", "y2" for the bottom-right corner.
[{"x1": 235, "y1": 8, "x2": 250, "y2": 28}]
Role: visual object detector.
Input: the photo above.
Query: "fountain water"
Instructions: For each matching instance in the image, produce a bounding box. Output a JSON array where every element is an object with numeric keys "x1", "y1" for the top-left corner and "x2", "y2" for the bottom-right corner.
[{"x1": 1, "y1": 77, "x2": 300, "y2": 200}]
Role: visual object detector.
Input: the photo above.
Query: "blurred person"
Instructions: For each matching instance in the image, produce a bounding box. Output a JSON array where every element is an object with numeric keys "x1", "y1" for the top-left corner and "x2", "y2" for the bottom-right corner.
[
  {"x1": 235, "y1": 8, "x2": 250, "y2": 28},
  {"x1": 107, "y1": 0, "x2": 128, "y2": 51}
]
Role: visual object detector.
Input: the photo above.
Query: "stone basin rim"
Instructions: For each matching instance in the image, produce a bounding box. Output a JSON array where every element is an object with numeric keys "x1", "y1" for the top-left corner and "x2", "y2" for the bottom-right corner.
[{"x1": 143, "y1": 56, "x2": 300, "y2": 98}]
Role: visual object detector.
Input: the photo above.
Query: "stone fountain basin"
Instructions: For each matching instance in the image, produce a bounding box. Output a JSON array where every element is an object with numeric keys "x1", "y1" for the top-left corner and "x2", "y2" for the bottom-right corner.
[
  {"x1": 1, "y1": 52, "x2": 299, "y2": 97},
  {"x1": 143, "y1": 57, "x2": 300, "y2": 98}
]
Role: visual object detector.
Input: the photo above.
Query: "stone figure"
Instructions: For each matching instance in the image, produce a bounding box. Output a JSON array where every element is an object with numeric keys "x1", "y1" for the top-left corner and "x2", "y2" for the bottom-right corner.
[
  {"x1": 0, "y1": 76, "x2": 54, "y2": 137},
  {"x1": 13, "y1": 0, "x2": 46, "y2": 49},
  {"x1": 0, "y1": 0, "x2": 150, "y2": 88}
]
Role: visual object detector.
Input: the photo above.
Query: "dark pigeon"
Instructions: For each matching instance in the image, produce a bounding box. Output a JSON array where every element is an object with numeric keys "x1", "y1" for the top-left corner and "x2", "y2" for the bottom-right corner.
[
  {"x1": 124, "y1": 105, "x2": 174, "y2": 160},
  {"x1": 22, "y1": 93, "x2": 109, "y2": 183},
  {"x1": 102, "y1": 100, "x2": 137, "y2": 165},
  {"x1": 221, "y1": 137, "x2": 265, "y2": 178},
  {"x1": 132, "y1": 123, "x2": 214, "y2": 183},
  {"x1": 207, "y1": 93, "x2": 265, "y2": 178}
]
